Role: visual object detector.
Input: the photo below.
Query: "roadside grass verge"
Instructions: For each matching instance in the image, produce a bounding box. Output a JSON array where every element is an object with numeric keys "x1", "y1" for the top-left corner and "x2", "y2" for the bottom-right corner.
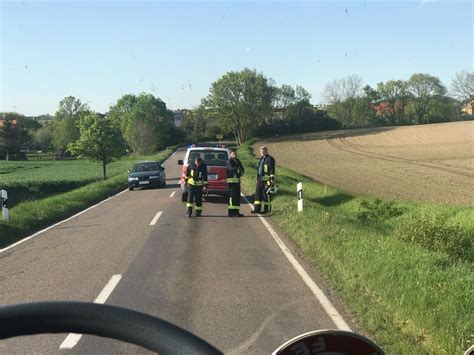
[
  {"x1": 238, "y1": 142, "x2": 473, "y2": 354},
  {"x1": 0, "y1": 148, "x2": 175, "y2": 249}
]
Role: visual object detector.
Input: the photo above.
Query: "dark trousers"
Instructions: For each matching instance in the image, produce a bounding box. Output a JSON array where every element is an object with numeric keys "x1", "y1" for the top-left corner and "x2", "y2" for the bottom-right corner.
[
  {"x1": 253, "y1": 179, "x2": 271, "y2": 213},
  {"x1": 228, "y1": 183, "x2": 241, "y2": 216},
  {"x1": 187, "y1": 185, "x2": 203, "y2": 214}
]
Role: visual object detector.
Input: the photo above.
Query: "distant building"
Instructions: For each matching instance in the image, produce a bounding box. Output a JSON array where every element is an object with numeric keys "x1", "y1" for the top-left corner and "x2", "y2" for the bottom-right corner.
[
  {"x1": 462, "y1": 98, "x2": 474, "y2": 115},
  {"x1": 0, "y1": 119, "x2": 17, "y2": 127}
]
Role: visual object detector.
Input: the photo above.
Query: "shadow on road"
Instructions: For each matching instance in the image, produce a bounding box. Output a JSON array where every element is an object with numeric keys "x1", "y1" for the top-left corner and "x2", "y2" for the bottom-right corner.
[
  {"x1": 203, "y1": 195, "x2": 227, "y2": 204},
  {"x1": 196, "y1": 215, "x2": 260, "y2": 218},
  {"x1": 130, "y1": 183, "x2": 180, "y2": 191}
]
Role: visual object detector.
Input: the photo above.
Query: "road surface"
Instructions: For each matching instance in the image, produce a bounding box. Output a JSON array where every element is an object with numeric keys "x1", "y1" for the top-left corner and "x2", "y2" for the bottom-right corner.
[{"x1": 0, "y1": 149, "x2": 350, "y2": 354}]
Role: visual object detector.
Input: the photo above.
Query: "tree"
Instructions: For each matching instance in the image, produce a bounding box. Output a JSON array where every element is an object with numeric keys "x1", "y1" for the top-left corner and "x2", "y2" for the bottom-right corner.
[
  {"x1": 68, "y1": 113, "x2": 124, "y2": 179},
  {"x1": 295, "y1": 85, "x2": 311, "y2": 103},
  {"x1": 323, "y1": 75, "x2": 363, "y2": 127},
  {"x1": 408, "y1": 73, "x2": 447, "y2": 124},
  {"x1": 450, "y1": 70, "x2": 474, "y2": 114},
  {"x1": 33, "y1": 125, "x2": 53, "y2": 151},
  {"x1": 376, "y1": 80, "x2": 410, "y2": 125},
  {"x1": 109, "y1": 93, "x2": 174, "y2": 154},
  {"x1": 0, "y1": 118, "x2": 30, "y2": 160},
  {"x1": 51, "y1": 96, "x2": 90, "y2": 152},
  {"x1": 205, "y1": 68, "x2": 274, "y2": 145},
  {"x1": 273, "y1": 84, "x2": 296, "y2": 110},
  {"x1": 181, "y1": 105, "x2": 216, "y2": 142}
]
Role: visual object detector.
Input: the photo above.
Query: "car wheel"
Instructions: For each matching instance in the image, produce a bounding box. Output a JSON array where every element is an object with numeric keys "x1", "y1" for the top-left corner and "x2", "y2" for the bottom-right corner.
[{"x1": 129, "y1": 187, "x2": 134, "y2": 191}]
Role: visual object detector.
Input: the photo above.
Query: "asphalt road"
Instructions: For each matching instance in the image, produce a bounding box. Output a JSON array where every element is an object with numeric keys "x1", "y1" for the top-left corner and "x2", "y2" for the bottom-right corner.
[{"x1": 0, "y1": 149, "x2": 350, "y2": 354}]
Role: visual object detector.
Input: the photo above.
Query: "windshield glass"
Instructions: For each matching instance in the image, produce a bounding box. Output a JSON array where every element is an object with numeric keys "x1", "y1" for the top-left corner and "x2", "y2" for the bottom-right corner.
[
  {"x1": 187, "y1": 150, "x2": 228, "y2": 167},
  {"x1": 1, "y1": 1, "x2": 472, "y2": 354},
  {"x1": 132, "y1": 163, "x2": 161, "y2": 172}
]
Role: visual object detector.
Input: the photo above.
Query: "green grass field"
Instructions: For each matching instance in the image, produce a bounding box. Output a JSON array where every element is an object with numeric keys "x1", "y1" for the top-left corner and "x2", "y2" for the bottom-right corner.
[
  {"x1": 0, "y1": 153, "x2": 171, "y2": 207},
  {"x1": 0, "y1": 148, "x2": 175, "y2": 248},
  {"x1": 239, "y1": 142, "x2": 473, "y2": 354}
]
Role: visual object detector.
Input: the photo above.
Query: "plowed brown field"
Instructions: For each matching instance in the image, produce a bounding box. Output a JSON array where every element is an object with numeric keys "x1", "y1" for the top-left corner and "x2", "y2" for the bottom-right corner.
[{"x1": 255, "y1": 121, "x2": 474, "y2": 206}]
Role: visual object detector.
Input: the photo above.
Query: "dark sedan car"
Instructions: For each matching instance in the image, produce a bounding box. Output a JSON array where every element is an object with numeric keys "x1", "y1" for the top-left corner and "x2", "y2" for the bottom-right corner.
[{"x1": 128, "y1": 161, "x2": 166, "y2": 191}]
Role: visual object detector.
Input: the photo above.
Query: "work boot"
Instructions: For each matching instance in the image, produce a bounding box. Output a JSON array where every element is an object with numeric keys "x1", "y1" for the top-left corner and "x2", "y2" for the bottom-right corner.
[
  {"x1": 195, "y1": 211, "x2": 202, "y2": 217},
  {"x1": 187, "y1": 208, "x2": 192, "y2": 218}
]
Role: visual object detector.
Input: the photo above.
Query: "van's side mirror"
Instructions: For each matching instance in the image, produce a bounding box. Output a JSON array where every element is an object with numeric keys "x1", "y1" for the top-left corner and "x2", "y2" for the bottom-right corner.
[{"x1": 178, "y1": 160, "x2": 183, "y2": 165}]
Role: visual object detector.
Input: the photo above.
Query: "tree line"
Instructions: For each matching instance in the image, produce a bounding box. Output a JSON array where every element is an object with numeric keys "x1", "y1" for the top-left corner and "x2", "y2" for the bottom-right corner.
[
  {"x1": 323, "y1": 71, "x2": 473, "y2": 128},
  {"x1": 0, "y1": 93, "x2": 182, "y2": 178},
  {"x1": 181, "y1": 69, "x2": 473, "y2": 143},
  {"x1": 1, "y1": 69, "x2": 472, "y2": 174}
]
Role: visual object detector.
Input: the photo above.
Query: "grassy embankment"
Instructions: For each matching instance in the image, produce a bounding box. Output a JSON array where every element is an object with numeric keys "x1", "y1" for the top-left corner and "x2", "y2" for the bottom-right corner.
[
  {"x1": 239, "y1": 141, "x2": 473, "y2": 354},
  {"x1": 0, "y1": 148, "x2": 175, "y2": 248}
]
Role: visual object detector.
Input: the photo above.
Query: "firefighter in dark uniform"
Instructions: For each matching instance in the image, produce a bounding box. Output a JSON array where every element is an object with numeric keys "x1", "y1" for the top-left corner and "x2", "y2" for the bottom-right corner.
[
  {"x1": 226, "y1": 148, "x2": 245, "y2": 217},
  {"x1": 185, "y1": 156, "x2": 208, "y2": 217},
  {"x1": 252, "y1": 146, "x2": 275, "y2": 214}
]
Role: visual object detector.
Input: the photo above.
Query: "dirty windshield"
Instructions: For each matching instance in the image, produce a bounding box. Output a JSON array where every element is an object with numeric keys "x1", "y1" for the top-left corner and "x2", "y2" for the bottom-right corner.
[{"x1": 1, "y1": 1, "x2": 472, "y2": 354}]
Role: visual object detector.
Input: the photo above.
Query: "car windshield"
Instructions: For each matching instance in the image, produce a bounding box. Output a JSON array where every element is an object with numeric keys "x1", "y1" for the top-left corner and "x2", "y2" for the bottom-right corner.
[
  {"x1": 132, "y1": 163, "x2": 160, "y2": 172},
  {"x1": 187, "y1": 150, "x2": 228, "y2": 167}
]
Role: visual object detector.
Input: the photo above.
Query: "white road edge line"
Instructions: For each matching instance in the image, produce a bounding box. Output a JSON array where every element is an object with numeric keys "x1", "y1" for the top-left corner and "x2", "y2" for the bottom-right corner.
[
  {"x1": 0, "y1": 190, "x2": 128, "y2": 254},
  {"x1": 169, "y1": 191, "x2": 176, "y2": 198},
  {"x1": 241, "y1": 194, "x2": 351, "y2": 331},
  {"x1": 0, "y1": 152, "x2": 177, "y2": 254},
  {"x1": 149, "y1": 211, "x2": 163, "y2": 225},
  {"x1": 59, "y1": 274, "x2": 122, "y2": 349}
]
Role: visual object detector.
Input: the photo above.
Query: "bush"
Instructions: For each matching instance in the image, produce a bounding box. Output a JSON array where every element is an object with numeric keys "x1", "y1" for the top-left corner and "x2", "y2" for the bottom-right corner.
[
  {"x1": 356, "y1": 199, "x2": 405, "y2": 225},
  {"x1": 396, "y1": 215, "x2": 473, "y2": 261}
]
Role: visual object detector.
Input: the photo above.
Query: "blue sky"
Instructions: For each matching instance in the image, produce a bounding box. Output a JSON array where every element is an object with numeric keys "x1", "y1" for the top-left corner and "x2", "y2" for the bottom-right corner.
[{"x1": 1, "y1": 0, "x2": 472, "y2": 116}]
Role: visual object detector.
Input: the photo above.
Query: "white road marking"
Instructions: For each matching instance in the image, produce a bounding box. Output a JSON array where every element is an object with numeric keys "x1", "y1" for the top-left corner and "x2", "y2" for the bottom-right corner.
[
  {"x1": 0, "y1": 152, "x2": 179, "y2": 253},
  {"x1": 59, "y1": 274, "x2": 122, "y2": 349},
  {"x1": 0, "y1": 190, "x2": 128, "y2": 254},
  {"x1": 241, "y1": 194, "x2": 351, "y2": 331},
  {"x1": 169, "y1": 191, "x2": 176, "y2": 198},
  {"x1": 149, "y1": 211, "x2": 163, "y2": 225}
]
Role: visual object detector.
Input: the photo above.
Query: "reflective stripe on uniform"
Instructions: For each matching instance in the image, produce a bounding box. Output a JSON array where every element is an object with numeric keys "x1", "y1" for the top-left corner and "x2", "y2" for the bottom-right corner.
[
  {"x1": 264, "y1": 164, "x2": 268, "y2": 173},
  {"x1": 228, "y1": 197, "x2": 239, "y2": 209},
  {"x1": 227, "y1": 178, "x2": 240, "y2": 183},
  {"x1": 261, "y1": 176, "x2": 269, "y2": 181},
  {"x1": 254, "y1": 200, "x2": 262, "y2": 205},
  {"x1": 186, "y1": 203, "x2": 193, "y2": 208},
  {"x1": 195, "y1": 206, "x2": 203, "y2": 211}
]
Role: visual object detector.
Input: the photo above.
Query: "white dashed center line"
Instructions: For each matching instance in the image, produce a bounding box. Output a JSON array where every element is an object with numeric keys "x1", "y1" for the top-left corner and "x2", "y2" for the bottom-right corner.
[
  {"x1": 59, "y1": 274, "x2": 122, "y2": 349},
  {"x1": 149, "y1": 211, "x2": 163, "y2": 225}
]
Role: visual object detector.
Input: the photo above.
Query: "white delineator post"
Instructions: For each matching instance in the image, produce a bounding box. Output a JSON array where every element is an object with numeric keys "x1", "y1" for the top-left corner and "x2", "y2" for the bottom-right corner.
[
  {"x1": 297, "y1": 182, "x2": 303, "y2": 212},
  {"x1": 1, "y1": 190, "x2": 9, "y2": 222}
]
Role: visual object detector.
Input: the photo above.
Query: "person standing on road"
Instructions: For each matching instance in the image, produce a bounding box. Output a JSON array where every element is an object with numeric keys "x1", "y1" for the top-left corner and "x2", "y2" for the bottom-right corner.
[
  {"x1": 226, "y1": 148, "x2": 245, "y2": 217},
  {"x1": 185, "y1": 156, "x2": 208, "y2": 218},
  {"x1": 252, "y1": 146, "x2": 275, "y2": 214}
]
